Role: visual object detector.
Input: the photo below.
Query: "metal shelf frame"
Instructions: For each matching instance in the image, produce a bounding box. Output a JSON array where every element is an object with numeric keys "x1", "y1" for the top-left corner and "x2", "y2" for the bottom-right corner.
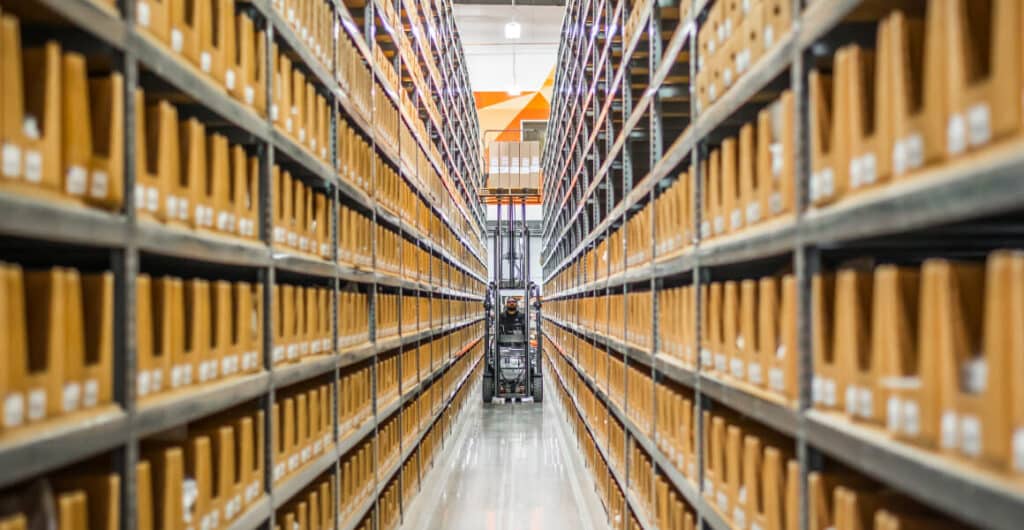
[
  {"x1": 540, "y1": 0, "x2": 1024, "y2": 529},
  {"x1": 0, "y1": 4, "x2": 485, "y2": 530}
]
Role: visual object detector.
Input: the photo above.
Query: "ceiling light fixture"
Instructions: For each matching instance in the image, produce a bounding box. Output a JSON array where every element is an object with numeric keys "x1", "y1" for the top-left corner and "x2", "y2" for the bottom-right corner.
[{"x1": 504, "y1": 21, "x2": 521, "y2": 39}]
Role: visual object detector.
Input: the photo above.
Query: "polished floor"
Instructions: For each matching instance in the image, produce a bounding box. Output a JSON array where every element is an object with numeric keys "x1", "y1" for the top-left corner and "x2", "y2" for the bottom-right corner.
[{"x1": 401, "y1": 375, "x2": 609, "y2": 530}]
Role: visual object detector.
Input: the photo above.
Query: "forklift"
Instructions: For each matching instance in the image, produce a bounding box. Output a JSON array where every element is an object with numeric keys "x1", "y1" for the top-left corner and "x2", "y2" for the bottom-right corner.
[{"x1": 482, "y1": 197, "x2": 542, "y2": 403}]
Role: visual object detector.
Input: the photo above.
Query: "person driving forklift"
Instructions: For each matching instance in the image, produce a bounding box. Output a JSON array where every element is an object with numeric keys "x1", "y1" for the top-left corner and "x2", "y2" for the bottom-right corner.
[{"x1": 499, "y1": 297, "x2": 525, "y2": 335}]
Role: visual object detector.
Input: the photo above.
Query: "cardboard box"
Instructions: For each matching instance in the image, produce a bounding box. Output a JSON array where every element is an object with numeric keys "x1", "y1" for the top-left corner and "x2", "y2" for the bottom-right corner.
[{"x1": 136, "y1": 98, "x2": 178, "y2": 222}]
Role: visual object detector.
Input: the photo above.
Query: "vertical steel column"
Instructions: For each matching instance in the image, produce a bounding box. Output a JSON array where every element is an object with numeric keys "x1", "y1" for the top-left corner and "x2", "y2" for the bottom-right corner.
[
  {"x1": 261, "y1": 14, "x2": 278, "y2": 528},
  {"x1": 522, "y1": 200, "x2": 532, "y2": 398},
  {"x1": 117, "y1": 0, "x2": 140, "y2": 524}
]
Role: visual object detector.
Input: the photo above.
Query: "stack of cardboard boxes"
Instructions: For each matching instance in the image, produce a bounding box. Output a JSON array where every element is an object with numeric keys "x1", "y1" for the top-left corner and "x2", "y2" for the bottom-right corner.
[
  {"x1": 1, "y1": 266, "x2": 114, "y2": 431},
  {"x1": 695, "y1": 0, "x2": 792, "y2": 113},
  {"x1": 485, "y1": 141, "x2": 542, "y2": 191},
  {"x1": 810, "y1": 1, "x2": 1023, "y2": 209}
]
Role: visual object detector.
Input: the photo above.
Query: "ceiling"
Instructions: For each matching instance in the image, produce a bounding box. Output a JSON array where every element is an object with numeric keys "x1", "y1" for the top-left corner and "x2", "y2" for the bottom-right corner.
[{"x1": 453, "y1": 4, "x2": 565, "y2": 93}]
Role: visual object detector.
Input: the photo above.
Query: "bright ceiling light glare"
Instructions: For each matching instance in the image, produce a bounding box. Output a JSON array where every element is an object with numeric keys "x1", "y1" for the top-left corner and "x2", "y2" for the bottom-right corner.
[
  {"x1": 507, "y1": 83, "x2": 522, "y2": 96},
  {"x1": 504, "y1": 21, "x2": 522, "y2": 39}
]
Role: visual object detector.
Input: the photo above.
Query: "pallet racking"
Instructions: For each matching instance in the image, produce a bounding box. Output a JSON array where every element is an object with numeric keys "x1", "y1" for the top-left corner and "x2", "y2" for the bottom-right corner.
[
  {"x1": 0, "y1": 0, "x2": 485, "y2": 528},
  {"x1": 541, "y1": 0, "x2": 1024, "y2": 529}
]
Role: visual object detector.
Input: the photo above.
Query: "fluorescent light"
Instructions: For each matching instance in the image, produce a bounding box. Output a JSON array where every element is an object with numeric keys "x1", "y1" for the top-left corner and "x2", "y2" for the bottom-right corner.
[{"x1": 504, "y1": 21, "x2": 521, "y2": 39}]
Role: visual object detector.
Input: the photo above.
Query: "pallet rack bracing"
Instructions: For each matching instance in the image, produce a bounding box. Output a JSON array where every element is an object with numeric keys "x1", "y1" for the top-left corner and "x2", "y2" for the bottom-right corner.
[
  {"x1": 0, "y1": 0, "x2": 485, "y2": 529},
  {"x1": 542, "y1": 0, "x2": 1024, "y2": 529}
]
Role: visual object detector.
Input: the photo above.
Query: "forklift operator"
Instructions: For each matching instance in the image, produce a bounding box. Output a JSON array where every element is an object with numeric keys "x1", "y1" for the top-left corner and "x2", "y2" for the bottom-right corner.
[{"x1": 499, "y1": 298, "x2": 526, "y2": 335}]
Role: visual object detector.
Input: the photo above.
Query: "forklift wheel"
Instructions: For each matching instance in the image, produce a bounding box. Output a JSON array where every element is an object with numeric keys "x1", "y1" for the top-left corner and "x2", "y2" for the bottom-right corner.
[
  {"x1": 531, "y1": 379, "x2": 543, "y2": 403},
  {"x1": 482, "y1": 377, "x2": 495, "y2": 402}
]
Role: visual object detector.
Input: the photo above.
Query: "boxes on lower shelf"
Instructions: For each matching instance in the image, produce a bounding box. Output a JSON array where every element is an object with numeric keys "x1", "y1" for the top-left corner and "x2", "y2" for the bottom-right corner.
[
  {"x1": 139, "y1": 404, "x2": 265, "y2": 529},
  {"x1": 272, "y1": 283, "x2": 332, "y2": 366},
  {"x1": 0, "y1": 469, "x2": 120, "y2": 530},
  {"x1": 136, "y1": 275, "x2": 263, "y2": 400},
  {"x1": 275, "y1": 470, "x2": 335, "y2": 530},
  {"x1": 813, "y1": 250, "x2": 1024, "y2": 475},
  {"x1": 272, "y1": 377, "x2": 334, "y2": 484},
  {"x1": 1, "y1": 264, "x2": 114, "y2": 432}
]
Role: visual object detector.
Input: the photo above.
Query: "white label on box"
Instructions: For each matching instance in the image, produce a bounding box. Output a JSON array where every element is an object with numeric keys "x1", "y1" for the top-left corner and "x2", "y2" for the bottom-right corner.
[
  {"x1": 28, "y1": 389, "x2": 46, "y2": 421},
  {"x1": 714, "y1": 215, "x2": 725, "y2": 234},
  {"x1": 222, "y1": 357, "x2": 233, "y2": 375},
  {"x1": 811, "y1": 376, "x2": 823, "y2": 404},
  {"x1": 858, "y1": 387, "x2": 872, "y2": 419},
  {"x1": 4, "y1": 393, "x2": 24, "y2": 427},
  {"x1": 63, "y1": 382, "x2": 81, "y2": 412},
  {"x1": 183, "y1": 365, "x2": 193, "y2": 385},
  {"x1": 171, "y1": 28, "x2": 184, "y2": 53},
  {"x1": 225, "y1": 69, "x2": 236, "y2": 90},
  {"x1": 861, "y1": 153, "x2": 877, "y2": 185},
  {"x1": 886, "y1": 396, "x2": 902, "y2": 432},
  {"x1": 147, "y1": 187, "x2": 159, "y2": 212},
  {"x1": 723, "y1": 67, "x2": 733, "y2": 87},
  {"x1": 152, "y1": 369, "x2": 163, "y2": 392},
  {"x1": 947, "y1": 113, "x2": 967, "y2": 155},
  {"x1": 273, "y1": 345, "x2": 284, "y2": 363},
  {"x1": 731, "y1": 209, "x2": 743, "y2": 230},
  {"x1": 905, "y1": 134, "x2": 924, "y2": 171},
  {"x1": 746, "y1": 202, "x2": 761, "y2": 224},
  {"x1": 270, "y1": 104, "x2": 279, "y2": 121},
  {"x1": 893, "y1": 140, "x2": 907, "y2": 175},
  {"x1": 819, "y1": 168, "x2": 834, "y2": 198},
  {"x1": 701, "y1": 347, "x2": 712, "y2": 367},
  {"x1": 730, "y1": 358, "x2": 744, "y2": 378},
  {"x1": 66, "y1": 165, "x2": 88, "y2": 195},
  {"x1": 968, "y1": 103, "x2": 992, "y2": 146},
  {"x1": 764, "y1": 25, "x2": 774, "y2": 47},
  {"x1": 287, "y1": 344, "x2": 298, "y2": 360},
  {"x1": 298, "y1": 128, "x2": 305, "y2": 142},
  {"x1": 717, "y1": 491, "x2": 728, "y2": 511},
  {"x1": 138, "y1": 2, "x2": 151, "y2": 26},
  {"x1": 273, "y1": 463, "x2": 284, "y2": 482},
  {"x1": 734, "y1": 508, "x2": 746, "y2": 530},
  {"x1": 824, "y1": 378, "x2": 836, "y2": 406},
  {"x1": 960, "y1": 415, "x2": 981, "y2": 457},
  {"x1": 748, "y1": 362, "x2": 762, "y2": 384},
  {"x1": 941, "y1": 410, "x2": 958, "y2": 449},
  {"x1": 217, "y1": 211, "x2": 231, "y2": 231},
  {"x1": 769, "y1": 367, "x2": 783, "y2": 392},
  {"x1": 301, "y1": 446, "x2": 311, "y2": 462},
  {"x1": 208, "y1": 360, "x2": 218, "y2": 379},
  {"x1": 845, "y1": 385, "x2": 859, "y2": 415},
  {"x1": 1013, "y1": 428, "x2": 1024, "y2": 471},
  {"x1": 288, "y1": 454, "x2": 299, "y2": 471},
  {"x1": 902, "y1": 400, "x2": 920, "y2": 435},
  {"x1": 90, "y1": 169, "x2": 109, "y2": 198},
  {"x1": 3, "y1": 143, "x2": 22, "y2": 178},
  {"x1": 198, "y1": 361, "x2": 211, "y2": 383},
  {"x1": 200, "y1": 52, "x2": 212, "y2": 73},
  {"x1": 165, "y1": 196, "x2": 178, "y2": 219},
  {"x1": 244, "y1": 86, "x2": 255, "y2": 105},
  {"x1": 849, "y1": 156, "x2": 863, "y2": 188},
  {"x1": 24, "y1": 150, "x2": 42, "y2": 182},
  {"x1": 138, "y1": 371, "x2": 152, "y2": 397},
  {"x1": 703, "y1": 478, "x2": 714, "y2": 495}
]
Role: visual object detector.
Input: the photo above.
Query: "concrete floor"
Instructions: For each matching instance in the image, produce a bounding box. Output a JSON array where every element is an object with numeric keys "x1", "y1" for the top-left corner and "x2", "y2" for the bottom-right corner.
[{"x1": 400, "y1": 375, "x2": 609, "y2": 530}]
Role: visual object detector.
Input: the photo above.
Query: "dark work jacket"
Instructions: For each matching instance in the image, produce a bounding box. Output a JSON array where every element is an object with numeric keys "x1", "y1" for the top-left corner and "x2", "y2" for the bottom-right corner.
[{"x1": 499, "y1": 310, "x2": 525, "y2": 334}]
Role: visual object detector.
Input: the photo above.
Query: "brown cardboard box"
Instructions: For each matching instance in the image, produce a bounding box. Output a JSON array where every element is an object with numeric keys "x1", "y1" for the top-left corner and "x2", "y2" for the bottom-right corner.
[
  {"x1": 812, "y1": 274, "x2": 840, "y2": 410},
  {"x1": 888, "y1": 9, "x2": 945, "y2": 177},
  {"x1": 169, "y1": 0, "x2": 202, "y2": 64},
  {"x1": 944, "y1": 0, "x2": 1020, "y2": 156},
  {"x1": 759, "y1": 91, "x2": 795, "y2": 218},
  {"x1": 0, "y1": 31, "x2": 63, "y2": 200},
  {"x1": 62, "y1": 58, "x2": 124, "y2": 210},
  {"x1": 175, "y1": 118, "x2": 206, "y2": 227},
  {"x1": 810, "y1": 57, "x2": 849, "y2": 206},
  {"x1": 136, "y1": 0, "x2": 171, "y2": 44},
  {"x1": 137, "y1": 98, "x2": 178, "y2": 222}
]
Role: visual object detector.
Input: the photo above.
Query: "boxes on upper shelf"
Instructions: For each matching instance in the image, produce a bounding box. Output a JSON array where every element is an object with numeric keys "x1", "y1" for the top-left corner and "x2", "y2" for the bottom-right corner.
[{"x1": 810, "y1": 1, "x2": 1024, "y2": 209}]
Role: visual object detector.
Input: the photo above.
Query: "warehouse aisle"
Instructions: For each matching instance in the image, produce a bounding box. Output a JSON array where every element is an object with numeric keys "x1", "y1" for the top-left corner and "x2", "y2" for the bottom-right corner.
[{"x1": 401, "y1": 375, "x2": 609, "y2": 530}]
